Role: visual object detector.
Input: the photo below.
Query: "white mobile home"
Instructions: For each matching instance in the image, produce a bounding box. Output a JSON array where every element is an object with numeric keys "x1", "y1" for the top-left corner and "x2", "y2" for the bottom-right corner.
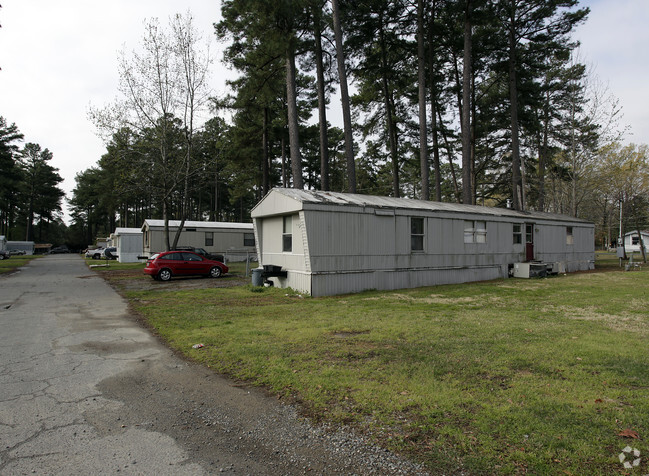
[
  {"x1": 141, "y1": 219, "x2": 256, "y2": 259},
  {"x1": 109, "y1": 228, "x2": 143, "y2": 263},
  {"x1": 623, "y1": 230, "x2": 648, "y2": 253},
  {"x1": 251, "y1": 189, "x2": 595, "y2": 297},
  {"x1": 6, "y1": 241, "x2": 35, "y2": 254}
]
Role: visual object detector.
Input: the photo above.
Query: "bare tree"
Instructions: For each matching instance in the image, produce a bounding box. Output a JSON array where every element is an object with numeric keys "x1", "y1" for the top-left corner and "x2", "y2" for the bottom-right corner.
[
  {"x1": 89, "y1": 13, "x2": 212, "y2": 250},
  {"x1": 170, "y1": 11, "x2": 213, "y2": 249}
]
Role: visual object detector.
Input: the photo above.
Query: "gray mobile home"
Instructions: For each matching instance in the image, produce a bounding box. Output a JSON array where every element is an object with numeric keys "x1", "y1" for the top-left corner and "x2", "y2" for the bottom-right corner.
[
  {"x1": 251, "y1": 188, "x2": 595, "y2": 297},
  {"x1": 6, "y1": 241, "x2": 35, "y2": 254},
  {"x1": 109, "y1": 228, "x2": 143, "y2": 263},
  {"x1": 141, "y1": 219, "x2": 255, "y2": 259}
]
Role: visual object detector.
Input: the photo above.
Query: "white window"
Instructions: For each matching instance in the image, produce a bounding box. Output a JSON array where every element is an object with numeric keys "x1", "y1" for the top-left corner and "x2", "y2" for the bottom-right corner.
[
  {"x1": 513, "y1": 223, "x2": 522, "y2": 244},
  {"x1": 566, "y1": 227, "x2": 574, "y2": 245},
  {"x1": 282, "y1": 216, "x2": 292, "y2": 252},
  {"x1": 464, "y1": 220, "x2": 487, "y2": 243},
  {"x1": 411, "y1": 217, "x2": 424, "y2": 252}
]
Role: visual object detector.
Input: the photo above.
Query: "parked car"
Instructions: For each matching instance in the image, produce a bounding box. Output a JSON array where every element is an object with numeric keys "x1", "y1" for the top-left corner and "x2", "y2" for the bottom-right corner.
[
  {"x1": 9, "y1": 249, "x2": 27, "y2": 255},
  {"x1": 49, "y1": 245, "x2": 70, "y2": 254},
  {"x1": 173, "y1": 246, "x2": 225, "y2": 263},
  {"x1": 143, "y1": 251, "x2": 228, "y2": 281},
  {"x1": 85, "y1": 248, "x2": 104, "y2": 259},
  {"x1": 101, "y1": 247, "x2": 118, "y2": 260},
  {"x1": 0, "y1": 249, "x2": 10, "y2": 260}
]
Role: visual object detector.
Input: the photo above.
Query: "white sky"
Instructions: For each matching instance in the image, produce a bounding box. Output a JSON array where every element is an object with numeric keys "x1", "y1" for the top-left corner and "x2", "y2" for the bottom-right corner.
[{"x1": 0, "y1": 0, "x2": 647, "y2": 222}]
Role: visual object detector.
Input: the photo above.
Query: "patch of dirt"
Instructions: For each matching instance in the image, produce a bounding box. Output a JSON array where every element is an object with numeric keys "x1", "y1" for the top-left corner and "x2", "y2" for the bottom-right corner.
[
  {"x1": 543, "y1": 304, "x2": 649, "y2": 335},
  {"x1": 97, "y1": 268, "x2": 250, "y2": 293},
  {"x1": 363, "y1": 293, "x2": 505, "y2": 305}
]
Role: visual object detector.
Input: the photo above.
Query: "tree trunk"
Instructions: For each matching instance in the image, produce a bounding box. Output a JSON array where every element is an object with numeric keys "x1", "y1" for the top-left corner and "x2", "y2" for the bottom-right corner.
[
  {"x1": 461, "y1": 0, "x2": 473, "y2": 205},
  {"x1": 437, "y1": 107, "x2": 461, "y2": 202},
  {"x1": 417, "y1": 0, "x2": 429, "y2": 201},
  {"x1": 538, "y1": 89, "x2": 550, "y2": 211},
  {"x1": 281, "y1": 135, "x2": 288, "y2": 188},
  {"x1": 428, "y1": 6, "x2": 442, "y2": 202},
  {"x1": 637, "y1": 229, "x2": 647, "y2": 263},
  {"x1": 431, "y1": 94, "x2": 442, "y2": 202},
  {"x1": 262, "y1": 107, "x2": 270, "y2": 195},
  {"x1": 378, "y1": 16, "x2": 400, "y2": 198},
  {"x1": 163, "y1": 198, "x2": 171, "y2": 251},
  {"x1": 331, "y1": 0, "x2": 356, "y2": 193},
  {"x1": 313, "y1": 6, "x2": 330, "y2": 191},
  {"x1": 285, "y1": 46, "x2": 303, "y2": 189},
  {"x1": 508, "y1": 20, "x2": 524, "y2": 211}
]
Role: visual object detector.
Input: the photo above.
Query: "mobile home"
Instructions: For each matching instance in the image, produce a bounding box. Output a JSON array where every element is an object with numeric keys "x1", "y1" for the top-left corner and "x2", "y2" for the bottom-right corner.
[
  {"x1": 623, "y1": 230, "x2": 648, "y2": 253},
  {"x1": 251, "y1": 188, "x2": 595, "y2": 297},
  {"x1": 141, "y1": 219, "x2": 256, "y2": 259},
  {"x1": 109, "y1": 228, "x2": 143, "y2": 263},
  {"x1": 6, "y1": 241, "x2": 35, "y2": 255}
]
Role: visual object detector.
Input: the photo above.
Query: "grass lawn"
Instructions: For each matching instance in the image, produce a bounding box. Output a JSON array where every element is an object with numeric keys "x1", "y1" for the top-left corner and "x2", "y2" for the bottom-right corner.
[
  {"x1": 106, "y1": 252, "x2": 648, "y2": 474},
  {"x1": 0, "y1": 254, "x2": 41, "y2": 274}
]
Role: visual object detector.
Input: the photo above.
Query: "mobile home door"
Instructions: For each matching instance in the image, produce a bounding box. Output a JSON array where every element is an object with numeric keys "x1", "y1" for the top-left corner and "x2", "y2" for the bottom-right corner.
[{"x1": 525, "y1": 223, "x2": 534, "y2": 261}]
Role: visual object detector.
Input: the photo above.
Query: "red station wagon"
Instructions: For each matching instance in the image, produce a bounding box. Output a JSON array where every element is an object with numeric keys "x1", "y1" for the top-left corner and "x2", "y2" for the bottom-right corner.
[{"x1": 144, "y1": 251, "x2": 228, "y2": 281}]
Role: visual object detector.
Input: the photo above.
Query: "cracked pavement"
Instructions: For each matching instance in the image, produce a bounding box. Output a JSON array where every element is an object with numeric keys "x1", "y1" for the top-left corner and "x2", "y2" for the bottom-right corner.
[{"x1": 0, "y1": 255, "x2": 427, "y2": 476}]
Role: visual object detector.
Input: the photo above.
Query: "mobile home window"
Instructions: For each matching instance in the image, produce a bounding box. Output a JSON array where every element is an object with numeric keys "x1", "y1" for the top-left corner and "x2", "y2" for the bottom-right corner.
[
  {"x1": 185, "y1": 228, "x2": 197, "y2": 232},
  {"x1": 411, "y1": 217, "x2": 424, "y2": 252},
  {"x1": 205, "y1": 232, "x2": 213, "y2": 247},
  {"x1": 464, "y1": 220, "x2": 487, "y2": 243},
  {"x1": 566, "y1": 227, "x2": 574, "y2": 245},
  {"x1": 244, "y1": 233, "x2": 255, "y2": 247},
  {"x1": 282, "y1": 216, "x2": 292, "y2": 252},
  {"x1": 632, "y1": 236, "x2": 640, "y2": 245},
  {"x1": 513, "y1": 224, "x2": 522, "y2": 244}
]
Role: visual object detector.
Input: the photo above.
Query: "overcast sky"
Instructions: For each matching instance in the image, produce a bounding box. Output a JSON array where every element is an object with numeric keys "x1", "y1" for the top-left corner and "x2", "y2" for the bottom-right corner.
[{"x1": 1, "y1": 0, "x2": 647, "y2": 221}]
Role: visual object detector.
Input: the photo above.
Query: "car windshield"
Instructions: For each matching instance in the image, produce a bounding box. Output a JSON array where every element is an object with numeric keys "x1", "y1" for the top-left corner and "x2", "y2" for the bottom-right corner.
[{"x1": 149, "y1": 254, "x2": 159, "y2": 260}]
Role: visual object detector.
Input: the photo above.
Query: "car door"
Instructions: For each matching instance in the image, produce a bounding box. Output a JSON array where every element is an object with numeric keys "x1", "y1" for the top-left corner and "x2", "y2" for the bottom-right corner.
[
  {"x1": 163, "y1": 252, "x2": 189, "y2": 275},
  {"x1": 181, "y1": 252, "x2": 205, "y2": 275}
]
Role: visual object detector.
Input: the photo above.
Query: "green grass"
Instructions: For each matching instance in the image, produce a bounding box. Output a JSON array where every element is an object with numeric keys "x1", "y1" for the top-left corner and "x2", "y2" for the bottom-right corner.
[
  {"x1": 0, "y1": 254, "x2": 41, "y2": 273},
  {"x1": 111, "y1": 253, "x2": 648, "y2": 474}
]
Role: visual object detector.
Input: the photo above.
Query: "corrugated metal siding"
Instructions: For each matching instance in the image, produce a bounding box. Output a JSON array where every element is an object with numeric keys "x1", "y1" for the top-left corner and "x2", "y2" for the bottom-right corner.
[
  {"x1": 257, "y1": 214, "x2": 308, "y2": 272},
  {"x1": 309, "y1": 266, "x2": 505, "y2": 297},
  {"x1": 252, "y1": 189, "x2": 596, "y2": 297},
  {"x1": 141, "y1": 222, "x2": 255, "y2": 255},
  {"x1": 266, "y1": 270, "x2": 312, "y2": 296}
]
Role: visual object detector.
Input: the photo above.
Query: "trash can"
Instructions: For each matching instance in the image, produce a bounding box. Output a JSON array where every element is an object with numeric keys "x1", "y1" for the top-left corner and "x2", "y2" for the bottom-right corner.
[{"x1": 251, "y1": 268, "x2": 264, "y2": 287}]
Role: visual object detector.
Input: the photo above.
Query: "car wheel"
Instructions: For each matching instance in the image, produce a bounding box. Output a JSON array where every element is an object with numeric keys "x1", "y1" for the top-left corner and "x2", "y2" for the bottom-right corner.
[
  {"x1": 158, "y1": 269, "x2": 172, "y2": 281},
  {"x1": 0, "y1": 254, "x2": 5, "y2": 260},
  {"x1": 209, "y1": 266, "x2": 222, "y2": 278},
  {"x1": 93, "y1": 254, "x2": 101, "y2": 259}
]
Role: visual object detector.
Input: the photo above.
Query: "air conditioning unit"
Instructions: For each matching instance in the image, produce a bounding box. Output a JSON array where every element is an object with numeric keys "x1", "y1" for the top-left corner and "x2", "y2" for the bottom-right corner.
[{"x1": 512, "y1": 262, "x2": 547, "y2": 279}]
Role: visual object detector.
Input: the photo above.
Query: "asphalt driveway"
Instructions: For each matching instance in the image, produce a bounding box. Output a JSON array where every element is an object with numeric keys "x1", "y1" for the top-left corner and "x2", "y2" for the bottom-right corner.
[{"x1": 0, "y1": 255, "x2": 425, "y2": 475}]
